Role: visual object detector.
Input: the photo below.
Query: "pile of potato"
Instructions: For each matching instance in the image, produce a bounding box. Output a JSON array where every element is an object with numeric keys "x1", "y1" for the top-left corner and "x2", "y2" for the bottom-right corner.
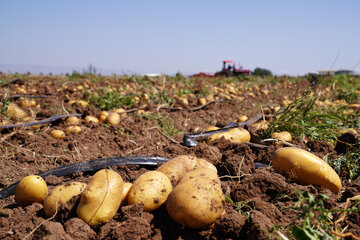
[{"x1": 14, "y1": 155, "x2": 225, "y2": 229}]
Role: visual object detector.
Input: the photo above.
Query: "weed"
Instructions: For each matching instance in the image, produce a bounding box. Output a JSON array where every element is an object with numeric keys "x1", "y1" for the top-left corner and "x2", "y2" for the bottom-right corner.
[
  {"x1": 89, "y1": 91, "x2": 134, "y2": 110},
  {"x1": 150, "y1": 91, "x2": 174, "y2": 106},
  {"x1": 266, "y1": 92, "x2": 346, "y2": 143},
  {"x1": 225, "y1": 196, "x2": 253, "y2": 218},
  {"x1": 141, "y1": 113, "x2": 182, "y2": 137},
  {"x1": 0, "y1": 94, "x2": 11, "y2": 115},
  {"x1": 325, "y1": 142, "x2": 360, "y2": 182}
]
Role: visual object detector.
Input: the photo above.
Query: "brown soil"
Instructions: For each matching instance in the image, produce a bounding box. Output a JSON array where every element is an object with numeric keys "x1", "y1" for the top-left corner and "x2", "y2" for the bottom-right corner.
[{"x1": 0, "y1": 75, "x2": 359, "y2": 239}]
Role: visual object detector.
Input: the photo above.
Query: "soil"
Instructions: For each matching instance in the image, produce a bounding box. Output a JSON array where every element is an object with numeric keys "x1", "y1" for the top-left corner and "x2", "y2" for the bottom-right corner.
[{"x1": 0, "y1": 75, "x2": 359, "y2": 239}]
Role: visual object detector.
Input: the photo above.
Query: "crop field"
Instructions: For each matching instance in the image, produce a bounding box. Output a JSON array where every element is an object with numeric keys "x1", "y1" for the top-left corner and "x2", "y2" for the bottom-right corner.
[{"x1": 0, "y1": 72, "x2": 359, "y2": 239}]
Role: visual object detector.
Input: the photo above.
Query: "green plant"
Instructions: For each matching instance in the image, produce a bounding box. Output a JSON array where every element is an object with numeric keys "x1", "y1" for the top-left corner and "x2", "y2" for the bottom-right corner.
[
  {"x1": 266, "y1": 92, "x2": 346, "y2": 142},
  {"x1": 89, "y1": 91, "x2": 134, "y2": 110},
  {"x1": 150, "y1": 90, "x2": 174, "y2": 106},
  {"x1": 325, "y1": 141, "x2": 360, "y2": 182},
  {"x1": 0, "y1": 94, "x2": 11, "y2": 115},
  {"x1": 141, "y1": 113, "x2": 182, "y2": 137},
  {"x1": 225, "y1": 196, "x2": 253, "y2": 218}
]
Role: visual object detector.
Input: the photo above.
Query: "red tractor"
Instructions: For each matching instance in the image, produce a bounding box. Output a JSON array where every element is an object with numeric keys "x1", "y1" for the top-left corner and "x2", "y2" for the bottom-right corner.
[{"x1": 215, "y1": 60, "x2": 251, "y2": 77}]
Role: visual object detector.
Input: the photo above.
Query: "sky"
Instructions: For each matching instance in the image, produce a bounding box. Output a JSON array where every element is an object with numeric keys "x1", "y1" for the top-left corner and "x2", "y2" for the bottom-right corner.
[{"x1": 1, "y1": 0, "x2": 360, "y2": 76}]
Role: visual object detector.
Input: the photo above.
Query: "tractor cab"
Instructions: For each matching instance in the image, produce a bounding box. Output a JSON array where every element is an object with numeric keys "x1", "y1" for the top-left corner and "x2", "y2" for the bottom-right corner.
[{"x1": 222, "y1": 60, "x2": 235, "y2": 71}]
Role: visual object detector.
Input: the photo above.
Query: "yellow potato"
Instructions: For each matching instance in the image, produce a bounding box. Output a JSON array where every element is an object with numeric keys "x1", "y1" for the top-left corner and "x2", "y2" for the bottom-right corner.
[
  {"x1": 207, "y1": 128, "x2": 250, "y2": 144},
  {"x1": 271, "y1": 131, "x2": 292, "y2": 145},
  {"x1": 66, "y1": 116, "x2": 80, "y2": 125},
  {"x1": 77, "y1": 169, "x2": 124, "y2": 227},
  {"x1": 121, "y1": 182, "x2": 132, "y2": 205},
  {"x1": 106, "y1": 113, "x2": 120, "y2": 126},
  {"x1": 84, "y1": 115, "x2": 99, "y2": 124},
  {"x1": 157, "y1": 155, "x2": 217, "y2": 186},
  {"x1": 43, "y1": 182, "x2": 87, "y2": 217},
  {"x1": 50, "y1": 130, "x2": 66, "y2": 139},
  {"x1": 15, "y1": 175, "x2": 48, "y2": 206},
  {"x1": 127, "y1": 171, "x2": 172, "y2": 212},
  {"x1": 206, "y1": 126, "x2": 220, "y2": 131},
  {"x1": 6, "y1": 103, "x2": 27, "y2": 120},
  {"x1": 166, "y1": 167, "x2": 225, "y2": 229},
  {"x1": 98, "y1": 111, "x2": 109, "y2": 122},
  {"x1": 65, "y1": 126, "x2": 82, "y2": 135},
  {"x1": 272, "y1": 147, "x2": 341, "y2": 193},
  {"x1": 237, "y1": 115, "x2": 248, "y2": 122}
]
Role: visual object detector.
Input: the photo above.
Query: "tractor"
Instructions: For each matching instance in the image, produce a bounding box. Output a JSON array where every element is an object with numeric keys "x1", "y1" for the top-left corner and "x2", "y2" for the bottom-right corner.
[{"x1": 215, "y1": 60, "x2": 251, "y2": 77}]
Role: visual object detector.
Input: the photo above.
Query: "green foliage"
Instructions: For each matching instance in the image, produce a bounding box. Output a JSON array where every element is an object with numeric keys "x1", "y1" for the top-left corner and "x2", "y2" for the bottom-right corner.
[
  {"x1": 89, "y1": 91, "x2": 134, "y2": 110},
  {"x1": 325, "y1": 142, "x2": 360, "y2": 182},
  {"x1": 141, "y1": 113, "x2": 182, "y2": 137},
  {"x1": 326, "y1": 74, "x2": 360, "y2": 104},
  {"x1": 0, "y1": 94, "x2": 11, "y2": 115},
  {"x1": 225, "y1": 196, "x2": 253, "y2": 218},
  {"x1": 253, "y1": 67, "x2": 273, "y2": 77},
  {"x1": 265, "y1": 91, "x2": 356, "y2": 143},
  {"x1": 150, "y1": 90, "x2": 174, "y2": 106}
]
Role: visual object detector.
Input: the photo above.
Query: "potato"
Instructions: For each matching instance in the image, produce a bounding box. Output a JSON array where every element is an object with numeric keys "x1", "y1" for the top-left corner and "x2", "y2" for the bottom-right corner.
[
  {"x1": 207, "y1": 128, "x2": 250, "y2": 144},
  {"x1": 166, "y1": 167, "x2": 225, "y2": 229},
  {"x1": 6, "y1": 103, "x2": 27, "y2": 120},
  {"x1": 271, "y1": 131, "x2": 292, "y2": 144},
  {"x1": 84, "y1": 115, "x2": 99, "y2": 124},
  {"x1": 50, "y1": 129, "x2": 66, "y2": 139},
  {"x1": 157, "y1": 155, "x2": 217, "y2": 186},
  {"x1": 198, "y1": 98, "x2": 206, "y2": 105},
  {"x1": 121, "y1": 182, "x2": 132, "y2": 205},
  {"x1": 237, "y1": 115, "x2": 248, "y2": 122},
  {"x1": 113, "y1": 108, "x2": 127, "y2": 116},
  {"x1": 272, "y1": 147, "x2": 341, "y2": 193},
  {"x1": 15, "y1": 175, "x2": 48, "y2": 205},
  {"x1": 43, "y1": 182, "x2": 87, "y2": 217},
  {"x1": 98, "y1": 111, "x2": 109, "y2": 122},
  {"x1": 127, "y1": 171, "x2": 172, "y2": 212},
  {"x1": 206, "y1": 126, "x2": 220, "y2": 131},
  {"x1": 77, "y1": 169, "x2": 124, "y2": 227},
  {"x1": 66, "y1": 116, "x2": 80, "y2": 125},
  {"x1": 106, "y1": 113, "x2": 120, "y2": 126},
  {"x1": 65, "y1": 126, "x2": 82, "y2": 134}
]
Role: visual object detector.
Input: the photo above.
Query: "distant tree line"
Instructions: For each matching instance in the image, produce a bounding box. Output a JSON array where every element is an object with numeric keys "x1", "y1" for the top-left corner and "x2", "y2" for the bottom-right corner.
[{"x1": 252, "y1": 67, "x2": 272, "y2": 77}]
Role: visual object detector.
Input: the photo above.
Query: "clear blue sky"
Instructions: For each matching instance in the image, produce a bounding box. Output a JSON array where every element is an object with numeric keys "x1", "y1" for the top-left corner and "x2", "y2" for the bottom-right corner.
[{"x1": 1, "y1": 0, "x2": 359, "y2": 76}]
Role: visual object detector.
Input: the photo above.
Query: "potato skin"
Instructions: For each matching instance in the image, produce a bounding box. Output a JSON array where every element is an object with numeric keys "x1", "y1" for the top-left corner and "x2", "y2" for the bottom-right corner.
[
  {"x1": 157, "y1": 155, "x2": 217, "y2": 186},
  {"x1": 77, "y1": 169, "x2": 124, "y2": 227},
  {"x1": 127, "y1": 171, "x2": 172, "y2": 212},
  {"x1": 207, "y1": 128, "x2": 250, "y2": 144},
  {"x1": 272, "y1": 147, "x2": 341, "y2": 193},
  {"x1": 15, "y1": 175, "x2": 48, "y2": 206},
  {"x1": 43, "y1": 182, "x2": 87, "y2": 217},
  {"x1": 271, "y1": 131, "x2": 292, "y2": 145},
  {"x1": 166, "y1": 168, "x2": 225, "y2": 229},
  {"x1": 121, "y1": 182, "x2": 132, "y2": 205}
]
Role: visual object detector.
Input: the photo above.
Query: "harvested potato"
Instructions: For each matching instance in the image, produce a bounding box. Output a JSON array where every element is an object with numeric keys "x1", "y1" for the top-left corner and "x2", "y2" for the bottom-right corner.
[
  {"x1": 157, "y1": 155, "x2": 217, "y2": 186},
  {"x1": 66, "y1": 116, "x2": 80, "y2": 125},
  {"x1": 51, "y1": 130, "x2": 66, "y2": 139},
  {"x1": 166, "y1": 167, "x2": 225, "y2": 229},
  {"x1": 15, "y1": 175, "x2": 48, "y2": 205},
  {"x1": 127, "y1": 171, "x2": 172, "y2": 211},
  {"x1": 271, "y1": 131, "x2": 292, "y2": 144},
  {"x1": 113, "y1": 108, "x2": 127, "y2": 116},
  {"x1": 84, "y1": 116, "x2": 99, "y2": 124},
  {"x1": 43, "y1": 182, "x2": 87, "y2": 217},
  {"x1": 6, "y1": 103, "x2": 27, "y2": 120},
  {"x1": 272, "y1": 147, "x2": 342, "y2": 193},
  {"x1": 207, "y1": 128, "x2": 250, "y2": 144},
  {"x1": 65, "y1": 126, "x2": 82, "y2": 134},
  {"x1": 237, "y1": 115, "x2": 248, "y2": 122},
  {"x1": 206, "y1": 126, "x2": 220, "y2": 131},
  {"x1": 77, "y1": 169, "x2": 124, "y2": 227},
  {"x1": 121, "y1": 182, "x2": 132, "y2": 205},
  {"x1": 98, "y1": 111, "x2": 109, "y2": 122},
  {"x1": 106, "y1": 113, "x2": 120, "y2": 126},
  {"x1": 250, "y1": 120, "x2": 269, "y2": 131}
]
